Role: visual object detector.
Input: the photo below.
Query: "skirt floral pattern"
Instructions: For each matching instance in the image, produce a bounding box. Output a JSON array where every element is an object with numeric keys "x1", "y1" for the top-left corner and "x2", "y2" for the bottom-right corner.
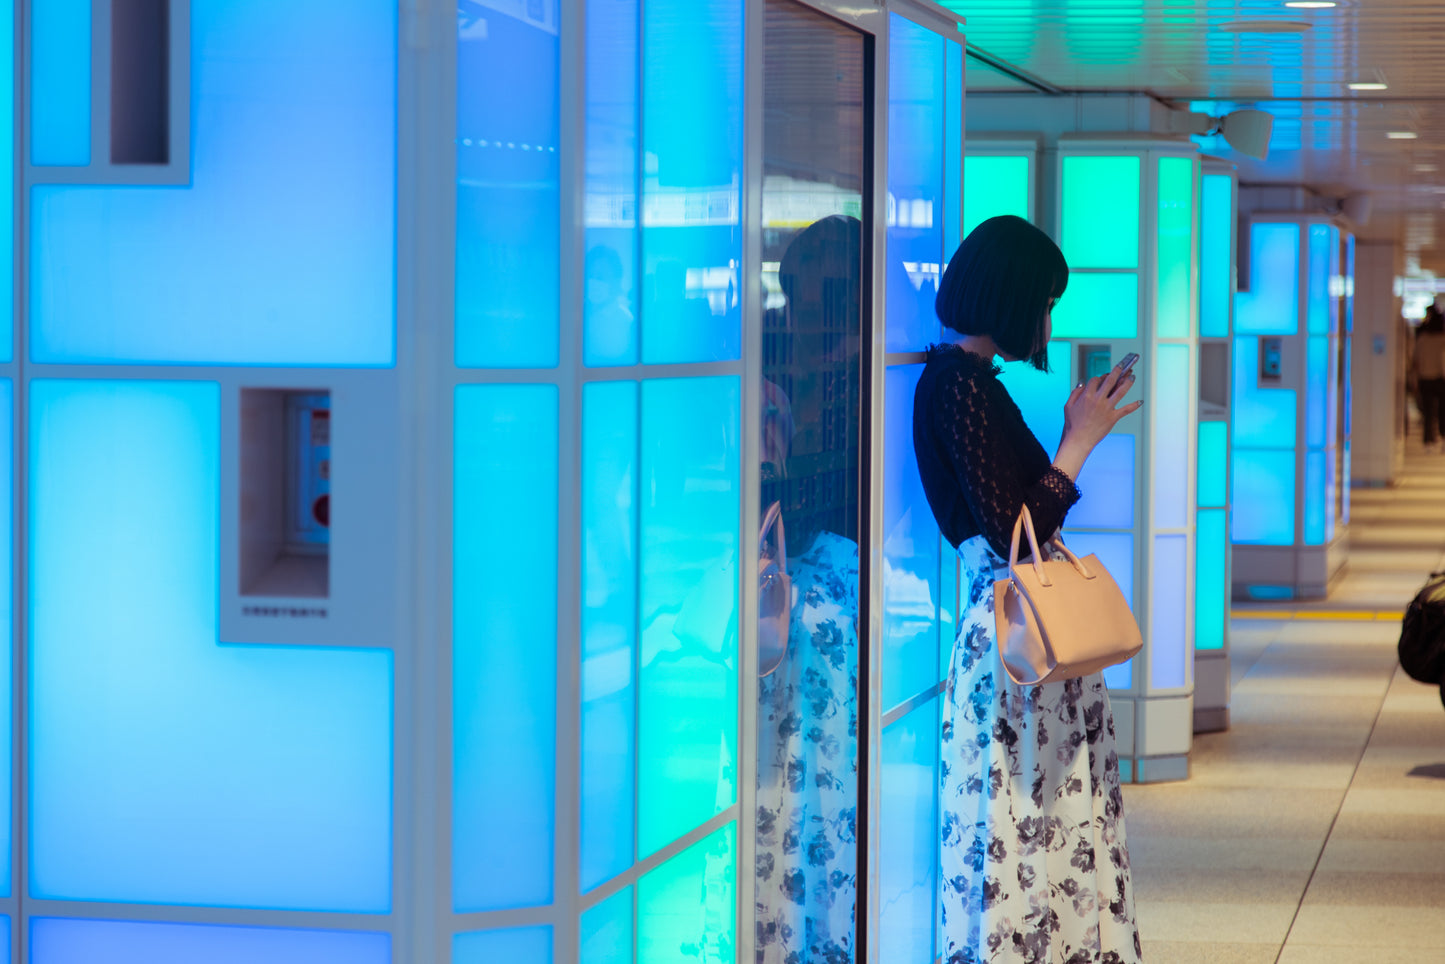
[
  {"x1": 755, "y1": 531, "x2": 859, "y2": 964},
  {"x1": 940, "y1": 535, "x2": 1142, "y2": 964}
]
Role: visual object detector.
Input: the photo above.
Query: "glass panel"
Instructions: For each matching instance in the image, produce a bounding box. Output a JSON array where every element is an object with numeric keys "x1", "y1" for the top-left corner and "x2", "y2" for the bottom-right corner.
[
  {"x1": 0, "y1": 382, "x2": 10, "y2": 894},
  {"x1": 638, "y1": 823, "x2": 737, "y2": 964},
  {"x1": 1061, "y1": 155, "x2": 1141, "y2": 269},
  {"x1": 886, "y1": 13, "x2": 945, "y2": 353},
  {"x1": 1154, "y1": 344, "x2": 1191, "y2": 530},
  {"x1": 31, "y1": 0, "x2": 90, "y2": 166},
  {"x1": 641, "y1": 0, "x2": 744, "y2": 364},
  {"x1": 1063, "y1": 531, "x2": 1135, "y2": 689},
  {"x1": 29, "y1": 380, "x2": 392, "y2": 911},
  {"x1": 1071, "y1": 434, "x2": 1136, "y2": 529},
  {"x1": 879, "y1": 699, "x2": 938, "y2": 961},
  {"x1": 32, "y1": 0, "x2": 396, "y2": 367},
  {"x1": 1195, "y1": 508, "x2": 1228, "y2": 651},
  {"x1": 944, "y1": 39, "x2": 963, "y2": 261},
  {"x1": 1157, "y1": 156, "x2": 1194, "y2": 339},
  {"x1": 584, "y1": 0, "x2": 640, "y2": 367},
  {"x1": 30, "y1": 919, "x2": 387, "y2": 964},
  {"x1": 1304, "y1": 450, "x2": 1326, "y2": 547},
  {"x1": 1306, "y1": 336, "x2": 1328, "y2": 448},
  {"x1": 1150, "y1": 534, "x2": 1189, "y2": 690},
  {"x1": 0, "y1": 2, "x2": 11, "y2": 362},
  {"x1": 454, "y1": 927, "x2": 552, "y2": 964},
  {"x1": 1308, "y1": 224, "x2": 1330, "y2": 335},
  {"x1": 963, "y1": 155, "x2": 1030, "y2": 238},
  {"x1": 582, "y1": 381, "x2": 638, "y2": 890},
  {"x1": 1200, "y1": 174, "x2": 1232, "y2": 339},
  {"x1": 1327, "y1": 333, "x2": 1341, "y2": 448},
  {"x1": 456, "y1": 0, "x2": 559, "y2": 368},
  {"x1": 997, "y1": 341, "x2": 1072, "y2": 453},
  {"x1": 638, "y1": 377, "x2": 740, "y2": 857},
  {"x1": 1232, "y1": 450, "x2": 1296, "y2": 546},
  {"x1": 757, "y1": 8, "x2": 865, "y2": 959},
  {"x1": 883, "y1": 365, "x2": 940, "y2": 712},
  {"x1": 1197, "y1": 421, "x2": 1228, "y2": 509},
  {"x1": 454, "y1": 385, "x2": 557, "y2": 911},
  {"x1": 1051, "y1": 273, "x2": 1139, "y2": 339},
  {"x1": 1236, "y1": 223, "x2": 1299, "y2": 336},
  {"x1": 1233, "y1": 336, "x2": 1297, "y2": 449},
  {"x1": 581, "y1": 888, "x2": 634, "y2": 964}
]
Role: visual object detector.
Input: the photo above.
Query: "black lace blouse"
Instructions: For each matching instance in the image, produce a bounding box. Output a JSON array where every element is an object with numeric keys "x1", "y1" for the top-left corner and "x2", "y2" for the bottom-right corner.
[{"x1": 912, "y1": 343, "x2": 1080, "y2": 557}]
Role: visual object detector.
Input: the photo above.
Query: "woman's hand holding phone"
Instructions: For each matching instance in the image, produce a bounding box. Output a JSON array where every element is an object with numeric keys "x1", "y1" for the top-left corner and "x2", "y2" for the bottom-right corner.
[{"x1": 1052, "y1": 356, "x2": 1144, "y2": 480}]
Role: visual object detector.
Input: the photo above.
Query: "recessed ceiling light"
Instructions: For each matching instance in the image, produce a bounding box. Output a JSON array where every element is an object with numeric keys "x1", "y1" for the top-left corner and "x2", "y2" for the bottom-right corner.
[
  {"x1": 1418, "y1": 164, "x2": 1439, "y2": 173},
  {"x1": 1389, "y1": 132, "x2": 1419, "y2": 139},
  {"x1": 1349, "y1": 82, "x2": 1388, "y2": 91},
  {"x1": 1220, "y1": 20, "x2": 1311, "y2": 33},
  {"x1": 1285, "y1": 1, "x2": 1337, "y2": 8}
]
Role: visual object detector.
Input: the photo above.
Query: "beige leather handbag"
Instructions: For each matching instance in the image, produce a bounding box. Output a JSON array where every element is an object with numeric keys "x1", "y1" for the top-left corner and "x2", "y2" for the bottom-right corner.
[{"x1": 994, "y1": 504, "x2": 1143, "y2": 686}]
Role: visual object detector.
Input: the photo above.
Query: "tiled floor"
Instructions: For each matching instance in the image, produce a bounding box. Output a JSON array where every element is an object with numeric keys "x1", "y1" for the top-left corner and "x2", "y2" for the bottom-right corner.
[{"x1": 1123, "y1": 443, "x2": 1445, "y2": 961}]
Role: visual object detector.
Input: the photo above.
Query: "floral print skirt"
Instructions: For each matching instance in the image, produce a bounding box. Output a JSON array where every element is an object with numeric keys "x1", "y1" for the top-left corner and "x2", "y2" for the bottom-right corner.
[{"x1": 939, "y1": 535, "x2": 1142, "y2": 964}]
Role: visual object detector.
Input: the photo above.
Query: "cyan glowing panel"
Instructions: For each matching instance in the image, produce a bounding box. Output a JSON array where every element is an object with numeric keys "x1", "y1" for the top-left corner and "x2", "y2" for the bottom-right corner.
[
  {"x1": 584, "y1": 0, "x2": 640, "y2": 367},
  {"x1": 1342, "y1": 442, "x2": 1352, "y2": 526},
  {"x1": 883, "y1": 366, "x2": 940, "y2": 713},
  {"x1": 638, "y1": 822, "x2": 736, "y2": 964},
  {"x1": 454, "y1": 385, "x2": 557, "y2": 911},
  {"x1": 879, "y1": 699, "x2": 938, "y2": 962},
  {"x1": 944, "y1": 39, "x2": 963, "y2": 261},
  {"x1": 1157, "y1": 157, "x2": 1194, "y2": 339},
  {"x1": 963, "y1": 156, "x2": 1030, "y2": 238},
  {"x1": 457, "y1": 0, "x2": 559, "y2": 368},
  {"x1": 454, "y1": 927, "x2": 552, "y2": 964},
  {"x1": 1236, "y1": 223, "x2": 1299, "y2": 336},
  {"x1": 1327, "y1": 332, "x2": 1340, "y2": 446},
  {"x1": 581, "y1": 887, "x2": 633, "y2": 964},
  {"x1": 1061, "y1": 156, "x2": 1141, "y2": 270},
  {"x1": 30, "y1": 919, "x2": 388, "y2": 964},
  {"x1": 1307, "y1": 225, "x2": 1330, "y2": 335},
  {"x1": 1195, "y1": 509, "x2": 1228, "y2": 652},
  {"x1": 1063, "y1": 531, "x2": 1134, "y2": 689},
  {"x1": 1326, "y1": 446, "x2": 1337, "y2": 544},
  {"x1": 1231, "y1": 449, "x2": 1296, "y2": 545},
  {"x1": 30, "y1": 0, "x2": 90, "y2": 166},
  {"x1": 640, "y1": 0, "x2": 743, "y2": 364},
  {"x1": 1071, "y1": 434, "x2": 1136, "y2": 529},
  {"x1": 1150, "y1": 534, "x2": 1189, "y2": 690},
  {"x1": 32, "y1": 0, "x2": 396, "y2": 366},
  {"x1": 1051, "y1": 273, "x2": 1139, "y2": 339},
  {"x1": 886, "y1": 13, "x2": 945, "y2": 353},
  {"x1": 1232, "y1": 336, "x2": 1297, "y2": 449},
  {"x1": 1154, "y1": 344, "x2": 1191, "y2": 530},
  {"x1": 1198, "y1": 421, "x2": 1228, "y2": 509},
  {"x1": 1200, "y1": 174, "x2": 1232, "y2": 339},
  {"x1": 998, "y1": 341, "x2": 1072, "y2": 453},
  {"x1": 581, "y1": 381, "x2": 637, "y2": 890},
  {"x1": 1306, "y1": 336, "x2": 1328, "y2": 448},
  {"x1": 30, "y1": 381, "x2": 392, "y2": 910},
  {"x1": 1304, "y1": 451, "x2": 1326, "y2": 547},
  {"x1": 638, "y1": 377, "x2": 739, "y2": 857},
  {"x1": 0, "y1": 2, "x2": 12, "y2": 362},
  {"x1": 0, "y1": 382, "x2": 10, "y2": 894}
]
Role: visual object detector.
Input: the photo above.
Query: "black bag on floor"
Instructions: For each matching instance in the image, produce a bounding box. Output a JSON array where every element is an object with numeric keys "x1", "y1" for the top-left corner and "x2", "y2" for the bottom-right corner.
[{"x1": 1399, "y1": 571, "x2": 1445, "y2": 685}]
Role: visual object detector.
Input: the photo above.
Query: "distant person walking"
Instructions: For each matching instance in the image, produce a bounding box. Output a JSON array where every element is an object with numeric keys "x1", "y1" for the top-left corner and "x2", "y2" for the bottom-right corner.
[{"x1": 1414, "y1": 307, "x2": 1445, "y2": 451}]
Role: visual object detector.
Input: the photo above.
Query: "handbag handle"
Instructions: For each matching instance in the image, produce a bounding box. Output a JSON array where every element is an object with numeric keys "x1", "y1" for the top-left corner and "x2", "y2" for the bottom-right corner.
[{"x1": 1007, "y1": 504, "x2": 1097, "y2": 587}]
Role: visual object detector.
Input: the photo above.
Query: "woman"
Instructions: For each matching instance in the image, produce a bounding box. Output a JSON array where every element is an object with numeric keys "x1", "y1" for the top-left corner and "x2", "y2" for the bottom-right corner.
[
  {"x1": 1413, "y1": 306, "x2": 1445, "y2": 452},
  {"x1": 913, "y1": 216, "x2": 1143, "y2": 963}
]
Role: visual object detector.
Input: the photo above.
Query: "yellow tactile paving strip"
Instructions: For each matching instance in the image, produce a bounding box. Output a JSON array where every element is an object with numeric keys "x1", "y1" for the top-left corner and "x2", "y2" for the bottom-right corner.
[{"x1": 1233, "y1": 609, "x2": 1405, "y2": 622}]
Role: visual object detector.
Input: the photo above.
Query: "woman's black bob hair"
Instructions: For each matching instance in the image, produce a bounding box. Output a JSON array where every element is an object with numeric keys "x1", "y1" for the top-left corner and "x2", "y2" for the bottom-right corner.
[{"x1": 935, "y1": 215, "x2": 1069, "y2": 372}]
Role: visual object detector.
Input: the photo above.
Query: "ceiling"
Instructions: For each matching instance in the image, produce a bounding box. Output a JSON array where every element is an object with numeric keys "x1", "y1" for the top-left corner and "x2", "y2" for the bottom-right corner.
[{"x1": 942, "y1": 0, "x2": 1445, "y2": 270}]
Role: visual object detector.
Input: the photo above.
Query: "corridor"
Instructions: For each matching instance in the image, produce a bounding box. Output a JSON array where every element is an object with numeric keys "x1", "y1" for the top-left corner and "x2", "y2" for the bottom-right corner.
[{"x1": 1124, "y1": 444, "x2": 1445, "y2": 961}]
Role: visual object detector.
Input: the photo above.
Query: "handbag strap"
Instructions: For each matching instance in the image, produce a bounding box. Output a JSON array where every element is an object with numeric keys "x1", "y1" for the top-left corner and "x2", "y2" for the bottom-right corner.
[
  {"x1": 760, "y1": 500, "x2": 786, "y2": 571},
  {"x1": 1008, "y1": 504, "x2": 1051, "y2": 587}
]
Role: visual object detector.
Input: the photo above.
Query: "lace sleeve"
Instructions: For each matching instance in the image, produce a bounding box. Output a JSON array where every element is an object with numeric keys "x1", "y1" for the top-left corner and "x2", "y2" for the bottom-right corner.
[{"x1": 933, "y1": 369, "x2": 1080, "y2": 558}]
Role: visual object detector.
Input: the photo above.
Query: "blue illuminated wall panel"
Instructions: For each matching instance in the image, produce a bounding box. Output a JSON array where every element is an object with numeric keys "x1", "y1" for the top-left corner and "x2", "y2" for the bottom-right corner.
[
  {"x1": 1150, "y1": 535, "x2": 1188, "y2": 690},
  {"x1": 1071, "y1": 435, "x2": 1135, "y2": 529},
  {"x1": 1198, "y1": 421, "x2": 1228, "y2": 509},
  {"x1": 1307, "y1": 225, "x2": 1331, "y2": 335},
  {"x1": 1304, "y1": 451, "x2": 1326, "y2": 547},
  {"x1": 0, "y1": 1, "x2": 12, "y2": 362},
  {"x1": 1153, "y1": 345, "x2": 1191, "y2": 530},
  {"x1": 581, "y1": 888, "x2": 633, "y2": 964},
  {"x1": 1232, "y1": 449, "x2": 1296, "y2": 545},
  {"x1": 30, "y1": 919, "x2": 388, "y2": 964},
  {"x1": 640, "y1": 0, "x2": 743, "y2": 364},
  {"x1": 998, "y1": 341, "x2": 1072, "y2": 452},
  {"x1": 1233, "y1": 336, "x2": 1296, "y2": 449},
  {"x1": 29, "y1": 381, "x2": 392, "y2": 910},
  {"x1": 454, "y1": 385, "x2": 558, "y2": 911},
  {"x1": 31, "y1": 0, "x2": 396, "y2": 367},
  {"x1": 31, "y1": 0, "x2": 89, "y2": 167},
  {"x1": 1236, "y1": 223, "x2": 1299, "y2": 336},
  {"x1": 0, "y1": 382, "x2": 10, "y2": 895},
  {"x1": 454, "y1": 926, "x2": 553, "y2": 964},
  {"x1": 456, "y1": 0, "x2": 560, "y2": 368},
  {"x1": 581, "y1": 382, "x2": 638, "y2": 890},
  {"x1": 944, "y1": 39, "x2": 963, "y2": 261},
  {"x1": 879, "y1": 698, "x2": 938, "y2": 960},
  {"x1": 1200, "y1": 175, "x2": 1233, "y2": 339}
]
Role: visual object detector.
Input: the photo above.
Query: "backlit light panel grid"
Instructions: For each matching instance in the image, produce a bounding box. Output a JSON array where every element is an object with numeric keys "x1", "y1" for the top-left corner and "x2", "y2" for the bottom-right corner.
[
  {"x1": 880, "y1": 14, "x2": 963, "y2": 959},
  {"x1": 1195, "y1": 169, "x2": 1233, "y2": 654},
  {"x1": 962, "y1": 146, "x2": 1035, "y2": 238}
]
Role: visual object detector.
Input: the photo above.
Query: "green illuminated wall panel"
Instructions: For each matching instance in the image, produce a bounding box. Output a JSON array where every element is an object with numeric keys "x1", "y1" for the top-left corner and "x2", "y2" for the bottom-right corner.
[
  {"x1": 581, "y1": 888, "x2": 633, "y2": 964},
  {"x1": 1200, "y1": 174, "x2": 1233, "y2": 338},
  {"x1": 963, "y1": 155, "x2": 1030, "y2": 237},
  {"x1": 637, "y1": 823, "x2": 736, "y2": 964},
  {"x1": 1157, "y1": 157, "x2": 1194, "y2": 338},
  {"x1": 1195, "y1": 508, "x2": 1228, "y2": 650},
  {"x1": 1198, "y1": 421, "x2": 1227, "y2": 509},
  {"x1": 1061, "y1": 155, "x2": 1140, "y2": 269},
  {"x1": 1051, "y1": 273, "x2": 1138, "y2": 339}
]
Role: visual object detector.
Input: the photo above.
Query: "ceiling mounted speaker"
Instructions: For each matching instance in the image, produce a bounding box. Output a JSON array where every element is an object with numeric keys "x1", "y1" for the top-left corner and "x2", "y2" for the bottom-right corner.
[
  {"x1": 1219, "y1": 109, "x2": 1274, "y2": 161},
  {"x1": 1341, "y1": 193, "x2": 1373, "y2": 227}
]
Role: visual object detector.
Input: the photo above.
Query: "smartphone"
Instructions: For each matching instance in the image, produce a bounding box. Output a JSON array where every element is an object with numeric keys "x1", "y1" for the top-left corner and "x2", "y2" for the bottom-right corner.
[{"x1": 1117, "y1": 352, "x2": 1141, "y2": 374}]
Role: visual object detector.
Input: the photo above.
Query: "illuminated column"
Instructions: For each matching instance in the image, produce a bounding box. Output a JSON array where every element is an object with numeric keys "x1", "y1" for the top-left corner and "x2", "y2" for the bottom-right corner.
[
  {"x1": 989, "y1": 137, "x2": 1200, "y2": 784},
  {"x1": 1194, "y1": 159, "x2": 1236, "y2": 733},
  {"x1": 1231, "y1": 218, "x2": 1353, "y2": 600}
]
